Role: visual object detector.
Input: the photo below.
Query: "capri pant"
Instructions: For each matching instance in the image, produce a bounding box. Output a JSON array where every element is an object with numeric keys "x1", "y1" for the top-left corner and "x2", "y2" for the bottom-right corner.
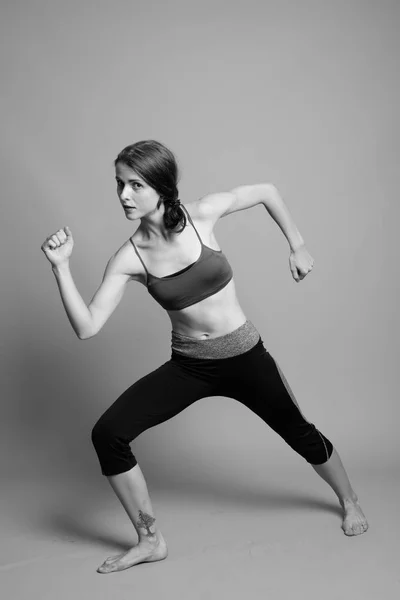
[{"x1": 91, "y1": 320, "x2": 334, "y2": 476}]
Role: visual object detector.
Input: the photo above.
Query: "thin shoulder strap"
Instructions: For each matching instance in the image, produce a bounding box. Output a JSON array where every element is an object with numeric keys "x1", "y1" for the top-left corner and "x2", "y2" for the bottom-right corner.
[
  {"x1": 181, "y1": 204, "x2": 203, "y2": 245},
  {"x1": 129, "y1": 238, "x2": 149, "y2": 276}
]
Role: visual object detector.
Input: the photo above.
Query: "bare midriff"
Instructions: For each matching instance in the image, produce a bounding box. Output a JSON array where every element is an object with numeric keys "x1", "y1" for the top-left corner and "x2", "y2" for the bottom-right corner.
[{"x1": 166, "y1": 279, "x2": 248, "y2": 340}]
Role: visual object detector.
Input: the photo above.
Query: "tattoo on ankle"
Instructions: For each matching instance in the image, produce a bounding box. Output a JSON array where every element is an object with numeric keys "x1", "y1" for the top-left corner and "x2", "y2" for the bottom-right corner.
[{"x1": 137, "y1": 510, "x2": 156, "y2": 537}]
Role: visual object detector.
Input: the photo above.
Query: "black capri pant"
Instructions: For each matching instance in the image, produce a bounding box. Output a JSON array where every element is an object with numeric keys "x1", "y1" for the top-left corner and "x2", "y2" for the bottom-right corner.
[{"x1": 91, "y1": 334, "x2": 334, "y2": 476}]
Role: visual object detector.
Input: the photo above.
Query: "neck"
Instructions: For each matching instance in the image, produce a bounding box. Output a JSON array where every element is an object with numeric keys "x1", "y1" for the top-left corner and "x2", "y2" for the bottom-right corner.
[{"x1": 139, "y1": 215, "x2": 179, "y2": 244}]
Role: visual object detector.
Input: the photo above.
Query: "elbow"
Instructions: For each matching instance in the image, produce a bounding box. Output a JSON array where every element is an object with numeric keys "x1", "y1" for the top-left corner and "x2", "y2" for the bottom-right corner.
[
  {"x1": 261, "y1": 183, "x2": 279, "y2": 203},
  {"x1": 78, "y1": 313, "x2": 98, "y2": 340},
  {"x1": 259, "y1": 184, "x2": 282, "y2": 211},
  {"x1": 77, "y1": 329, "x2": 97, "y2": 340}
]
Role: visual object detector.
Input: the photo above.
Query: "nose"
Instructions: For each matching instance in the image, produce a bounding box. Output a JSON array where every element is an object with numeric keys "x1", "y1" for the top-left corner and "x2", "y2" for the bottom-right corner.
[{"x1": 120, "y1": 185, "x2": 131, "y2": 202}]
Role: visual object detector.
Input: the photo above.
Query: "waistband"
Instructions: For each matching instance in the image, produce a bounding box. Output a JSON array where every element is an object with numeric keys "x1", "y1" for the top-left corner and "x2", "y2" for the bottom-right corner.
[{"x1": 171, "y1": 319, "x2": 261, "y2": 359}]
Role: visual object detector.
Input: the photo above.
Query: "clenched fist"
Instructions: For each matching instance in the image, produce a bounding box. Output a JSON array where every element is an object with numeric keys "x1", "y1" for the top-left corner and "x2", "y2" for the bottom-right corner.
[
  {"x1": 289, "y1": 245, "x2": 315, "y2": 282},
  {"x1": 41, "y1": 226, "x2": 74, "y2": 267}
]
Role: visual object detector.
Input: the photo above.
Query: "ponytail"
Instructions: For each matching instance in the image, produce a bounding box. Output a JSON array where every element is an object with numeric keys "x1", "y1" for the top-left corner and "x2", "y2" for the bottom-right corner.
[{"x1": 162, "y1": 197, "x2": 186, "y2": 232}]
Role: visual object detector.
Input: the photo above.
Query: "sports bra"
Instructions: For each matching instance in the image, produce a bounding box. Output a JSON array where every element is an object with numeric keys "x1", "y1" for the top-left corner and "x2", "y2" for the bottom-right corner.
[{"x1": 129, "y1": 204, "x2": 234, "y2": 310}]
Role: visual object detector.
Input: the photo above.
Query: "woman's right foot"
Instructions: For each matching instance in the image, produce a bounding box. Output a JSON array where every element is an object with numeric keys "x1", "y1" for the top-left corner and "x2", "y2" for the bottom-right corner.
[{"x1": 97, "y1": 532, "x2": 168, "y2": 573}]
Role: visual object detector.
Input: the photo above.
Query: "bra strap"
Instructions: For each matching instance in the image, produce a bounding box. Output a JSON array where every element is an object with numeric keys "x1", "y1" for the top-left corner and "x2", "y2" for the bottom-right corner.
[
  {"x1": 181, "y1": 204, "x2": 203, "y2": 245},
  {"x1": 129, "y1": 238, "x2": 149, "y2": 276}
]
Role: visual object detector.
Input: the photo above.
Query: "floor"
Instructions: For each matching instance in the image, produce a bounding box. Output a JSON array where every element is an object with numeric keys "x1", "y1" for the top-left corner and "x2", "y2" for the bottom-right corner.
[{"x1": 1, "y1": 465, "x2": 398, "y2": 600}]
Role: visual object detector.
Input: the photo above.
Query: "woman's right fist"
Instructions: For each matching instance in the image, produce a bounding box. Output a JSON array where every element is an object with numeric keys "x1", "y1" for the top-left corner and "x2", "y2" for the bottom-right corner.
[{"x1": 41, "y1": 226, "x2": 74, "y2": 266}]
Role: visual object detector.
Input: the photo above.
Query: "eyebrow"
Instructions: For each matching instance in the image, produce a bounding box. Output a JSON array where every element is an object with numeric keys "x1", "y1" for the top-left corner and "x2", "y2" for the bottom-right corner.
[{"x1": 115, "y1": 177, "x2": 142, "y2": 183}]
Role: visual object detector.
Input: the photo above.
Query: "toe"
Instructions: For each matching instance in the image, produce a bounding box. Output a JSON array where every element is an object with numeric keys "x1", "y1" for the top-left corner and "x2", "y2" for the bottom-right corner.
[
  {"x1": 97, "y1": 562, "x2": 116, "y2": 574},
  {"x1": 97, "y1": 559, "x2": 115, "y2": 573},
  {"x1": 343, "y1": 520, "x2": 354, "y2": 535},
  {"x1": 97, "y1": 565, "x2": 107, "y2": 573},
  {"x1": 357, "y1": 520, "x2": 368, "y2": 534}
]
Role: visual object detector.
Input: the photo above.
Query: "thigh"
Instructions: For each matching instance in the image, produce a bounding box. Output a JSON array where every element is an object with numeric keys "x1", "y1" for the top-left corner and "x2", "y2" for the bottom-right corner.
[
  {"x1": 93, "y1": 358, "x2": 215, "y2": 440},
  {"x1": 219, "y1": 342, "x2": 311, "y2": 428}
]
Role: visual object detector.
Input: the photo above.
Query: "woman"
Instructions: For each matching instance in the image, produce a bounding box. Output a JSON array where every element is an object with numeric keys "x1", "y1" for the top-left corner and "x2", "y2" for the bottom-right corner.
[{"x1": 41, "y1": 140, "x2": 368, "y2": 574}]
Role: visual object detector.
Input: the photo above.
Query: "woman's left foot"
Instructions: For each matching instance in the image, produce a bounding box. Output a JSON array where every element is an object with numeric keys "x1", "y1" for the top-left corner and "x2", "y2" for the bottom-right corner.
[{"x1": 341, "y1": 499, "x2": 369, "y2": 536}]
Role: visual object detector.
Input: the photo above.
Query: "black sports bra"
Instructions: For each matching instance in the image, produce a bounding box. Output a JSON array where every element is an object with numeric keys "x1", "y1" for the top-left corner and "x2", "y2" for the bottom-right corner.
[{"x1": 129, "y1": 204, "x2": 233, "y2": 310}]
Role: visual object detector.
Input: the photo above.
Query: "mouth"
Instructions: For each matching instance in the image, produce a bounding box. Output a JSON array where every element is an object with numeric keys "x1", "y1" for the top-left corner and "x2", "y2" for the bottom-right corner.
[{"x1": 123, "y1": 206, "x2": 135, "y2": 210}]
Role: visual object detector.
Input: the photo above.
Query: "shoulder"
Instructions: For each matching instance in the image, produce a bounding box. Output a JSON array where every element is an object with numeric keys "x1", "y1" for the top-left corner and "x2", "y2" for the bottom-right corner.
[
  {"x1": 107, "y1": 238, "x2": 144, "y2": 283},
  {"x1": 189, "y1": 184, "x2": 272, "y2": 222},
  {"x1": 184, "y1": 192, "x2": 236, "y2": 227}
]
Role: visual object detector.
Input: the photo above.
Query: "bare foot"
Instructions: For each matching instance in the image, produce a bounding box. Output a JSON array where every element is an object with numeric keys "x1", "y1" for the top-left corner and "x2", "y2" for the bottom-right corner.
[
  {"x1": 97, "y1": 532, "x2": 168, "y2": 573},
  {"x1": 341, "y1": 499, "x2": 369, "y2": 536}
]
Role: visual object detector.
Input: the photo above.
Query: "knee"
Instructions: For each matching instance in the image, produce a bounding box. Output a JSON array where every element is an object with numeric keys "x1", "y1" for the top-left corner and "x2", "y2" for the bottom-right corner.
[
  {"x1": 91, "y1": 417, "x2": 138, "y2": 476},
  {"x1": 91, "y1": 418, "x2": 115, "y2": 449},
  {"x1": 285, "y1": 422, "x2": 334, "y2": 465},
  {"x1": 303, "y1": 425, "x2": 334, "y2": 465},
  {"x1": 91, "y1": 415, "x2": 138, "y2": 452}
]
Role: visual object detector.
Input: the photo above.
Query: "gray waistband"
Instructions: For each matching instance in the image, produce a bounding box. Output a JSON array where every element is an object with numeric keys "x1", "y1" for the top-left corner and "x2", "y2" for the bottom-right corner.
[{"x1": 171, "y1": 319, "x2": 261, "y2": 359}]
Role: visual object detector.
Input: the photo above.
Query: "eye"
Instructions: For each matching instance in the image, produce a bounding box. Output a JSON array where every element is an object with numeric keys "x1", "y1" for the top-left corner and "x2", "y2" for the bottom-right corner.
[{"x1": 132, "y1": 182, "x2": 141, "y2": 189}]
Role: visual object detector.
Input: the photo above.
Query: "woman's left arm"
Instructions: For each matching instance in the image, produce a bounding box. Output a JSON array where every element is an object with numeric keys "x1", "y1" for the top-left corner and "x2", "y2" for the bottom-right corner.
[
  {"x1": 199, "y1": 183, "x2": 314, "y2": 282},
  {"x1": 262, "y1": 185, "x2": 314, "y2": 283}
]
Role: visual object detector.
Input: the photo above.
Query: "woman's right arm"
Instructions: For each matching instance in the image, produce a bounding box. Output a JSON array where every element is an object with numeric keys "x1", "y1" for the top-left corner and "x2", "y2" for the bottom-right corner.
[
  {"x1": 42, "y1": 226, "x2": 135, "y2": 340},
  {"x1": 52, "y1": 257, "x2": 131, "y2": 339},
  {"x1": 51, "y1": 262, "x2": 95, "y2": 339}
]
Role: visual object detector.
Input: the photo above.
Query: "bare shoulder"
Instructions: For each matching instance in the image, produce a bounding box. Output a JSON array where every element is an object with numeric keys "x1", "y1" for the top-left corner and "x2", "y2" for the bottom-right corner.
[
  {"x1": 189, "y1": 184, "x2": 270, "y2": 223},
  {"x1": 185, "y1": 192, "x2": 235, "y2": 227},
  {"x1": 108, "y1": 238, "x2": 144, "y2": 284}
]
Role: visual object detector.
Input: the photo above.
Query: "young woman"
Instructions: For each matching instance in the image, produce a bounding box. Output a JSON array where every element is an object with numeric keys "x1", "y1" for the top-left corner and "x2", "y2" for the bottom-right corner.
[{"x1": 41, "y1": 140, "x2": 368, "y2": 574}]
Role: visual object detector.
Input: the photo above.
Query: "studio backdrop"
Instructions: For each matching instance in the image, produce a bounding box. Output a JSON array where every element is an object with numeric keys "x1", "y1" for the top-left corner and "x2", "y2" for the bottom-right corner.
[{"x1": 0, "y1": 0, "x2": 398, "y2": 487}]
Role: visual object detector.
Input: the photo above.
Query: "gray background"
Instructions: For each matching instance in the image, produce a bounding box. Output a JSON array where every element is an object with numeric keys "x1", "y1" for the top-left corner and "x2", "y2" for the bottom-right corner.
[{"x1": 0, "y1": 1, "x2": 399, "y2": 597}]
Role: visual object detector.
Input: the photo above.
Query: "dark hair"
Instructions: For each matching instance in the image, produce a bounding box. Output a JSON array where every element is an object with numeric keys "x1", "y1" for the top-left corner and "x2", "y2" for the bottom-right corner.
[{"x1": 114, "y1": 140, "x2": 186, "y2": 232}]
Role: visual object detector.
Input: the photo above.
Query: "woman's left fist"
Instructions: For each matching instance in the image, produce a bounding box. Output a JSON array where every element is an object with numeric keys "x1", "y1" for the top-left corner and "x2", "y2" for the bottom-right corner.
[{"x1": 289, "y1": 245, "x2": 314, "y2": 282}]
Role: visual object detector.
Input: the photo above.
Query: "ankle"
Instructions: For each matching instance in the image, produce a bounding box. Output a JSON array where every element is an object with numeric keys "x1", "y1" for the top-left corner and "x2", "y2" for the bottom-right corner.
[
  {"x1": 138, "y1": 529, "x2": 163, "y2": 545},
  {"x1": 340, "y1": 494, "x2": 359, "y2": 507}
]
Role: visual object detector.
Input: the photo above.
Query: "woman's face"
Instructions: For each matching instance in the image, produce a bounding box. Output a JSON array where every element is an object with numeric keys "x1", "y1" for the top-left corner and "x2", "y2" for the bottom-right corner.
[{"x1": 115, "y1": 162, "x2": 160, "y2": 219}]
